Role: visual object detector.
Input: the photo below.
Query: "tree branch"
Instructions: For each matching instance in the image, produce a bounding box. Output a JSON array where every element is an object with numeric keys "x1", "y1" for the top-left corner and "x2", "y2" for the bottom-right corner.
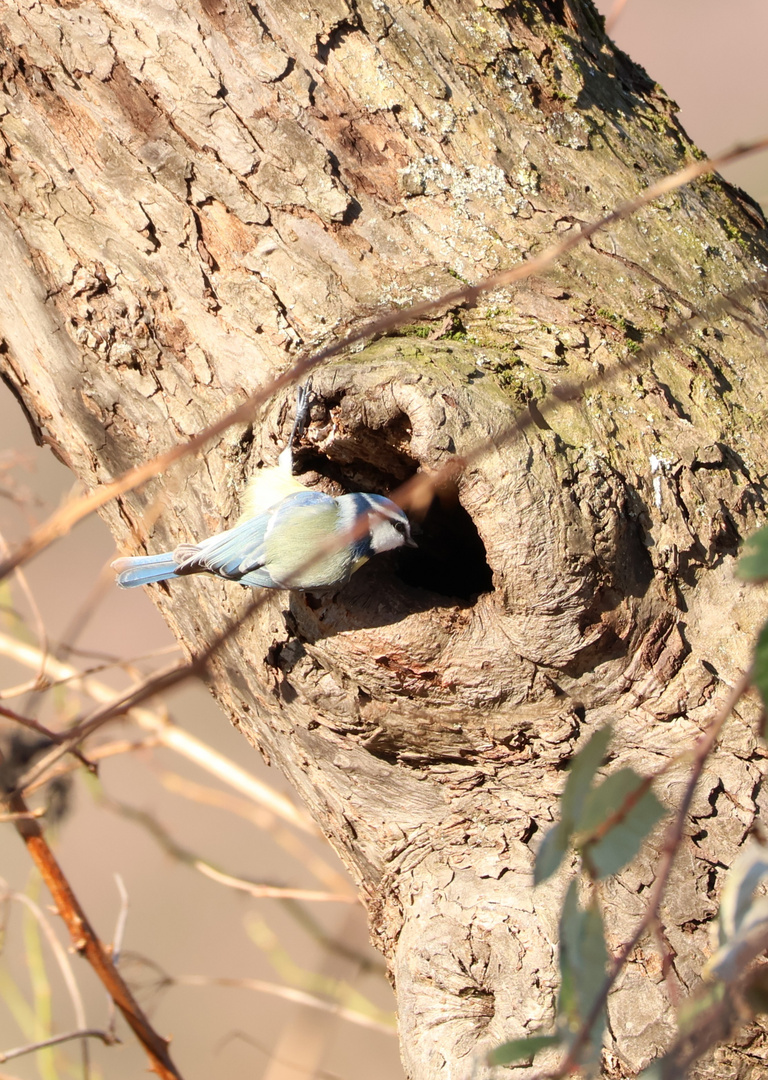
[{"x1": 2, "y1": 758, "x2": 186, "y2": 1080}]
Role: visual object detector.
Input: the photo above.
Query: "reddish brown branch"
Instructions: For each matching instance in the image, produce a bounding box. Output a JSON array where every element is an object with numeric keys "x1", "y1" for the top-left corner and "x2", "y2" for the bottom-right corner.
[
  {"x1": 3, "y1": 757, "x2": 185, "y2": 1080},
  {"x1": 0, "y1": 703, "x2": 59, "y2": 740}
]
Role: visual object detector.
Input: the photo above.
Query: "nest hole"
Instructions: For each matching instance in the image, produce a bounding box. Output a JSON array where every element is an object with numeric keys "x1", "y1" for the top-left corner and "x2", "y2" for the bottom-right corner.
[
  {"x1": 398, "y1": 490, "x2": 494, "y2": 601},
  {"x1": 287, "y1": 395, "x2": 494, "y2": 603},
  {"x1": 295, "y1": 442, "x2": 493, "y2": 604}
]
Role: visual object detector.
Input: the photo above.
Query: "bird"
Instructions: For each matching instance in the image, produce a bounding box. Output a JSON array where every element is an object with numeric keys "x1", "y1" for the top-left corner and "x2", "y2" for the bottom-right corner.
[{"x1": 112, "y1": 383, "x2": 416, "y2": 592}]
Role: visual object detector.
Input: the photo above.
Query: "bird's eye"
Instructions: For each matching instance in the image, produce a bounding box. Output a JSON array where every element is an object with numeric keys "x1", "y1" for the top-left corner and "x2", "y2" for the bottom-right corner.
[{"x1": 394, "y1": 521, "x2": 406, "y2": 533}]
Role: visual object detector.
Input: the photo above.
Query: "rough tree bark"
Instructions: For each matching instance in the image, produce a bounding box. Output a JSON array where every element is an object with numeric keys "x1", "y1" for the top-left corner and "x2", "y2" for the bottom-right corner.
[{"x1": 1, "y1": 1, "x2": 768, "y2": 1076}]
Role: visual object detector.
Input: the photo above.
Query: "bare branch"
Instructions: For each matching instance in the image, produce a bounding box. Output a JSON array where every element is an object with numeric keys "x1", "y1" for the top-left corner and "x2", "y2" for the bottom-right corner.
[
  {"x1": 216, "y1": 1031, "x2": 345, "y2": 1080},
  {"x1": 1, "y1": 759, "x2": 186, "y2": 1080},
  {"x1": 0, "y1": 890, "x2": 95, "y2": 1078},
  {"x1": 0, "y1": 703, "x2": 59, "y2": 742},
  {"x1": 0, "y1": 629, "x2": 315, "y2": 834},
  {"x1": 107, "y1": 874, "x2": 130, "y2": 1041},
  {"x1": 3, "y1": 888, "x2": 89, "y2": 1038},
  {"x1": 195, "y1": 862, "x2": 357, "y2": 903},
  {"x1": 0, "y1": 1029, "x2": 115, "y2": 1064},
  {"x1": 99, "y1": 794, "x2": 356, "y2": 902},
  {"x1": 21, "y1": 737, "x2": 163, "y2": 797},
  {"x1": 605, "y1": 0, "x2": 631, "y2": 33},
  {"x1": 158, "y1": 772, "x2": 353, "y2": 896},
  {"x1": 100, "y1": 791, "x2": 355, "y2": 904},
  {"x1": 0, "y1": 529, "x2": 48, "y2": 685},
  {"x1": 0, "y1": 807, "x2": 45, "y2": 822},
  {"x1": 172, "y1": 974, "x2": 396, "y2": 1036}
]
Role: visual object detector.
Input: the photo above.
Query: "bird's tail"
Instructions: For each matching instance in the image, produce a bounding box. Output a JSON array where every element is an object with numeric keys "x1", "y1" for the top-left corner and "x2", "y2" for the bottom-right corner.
[{"x1": 112, "y1": 551, "x2": 179, "y2": 588}]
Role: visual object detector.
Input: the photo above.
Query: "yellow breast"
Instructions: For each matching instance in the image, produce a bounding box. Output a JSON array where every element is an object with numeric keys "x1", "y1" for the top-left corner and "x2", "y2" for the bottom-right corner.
[{"x1": 238, "y1": 467, "x2": 311, "y2": 523}]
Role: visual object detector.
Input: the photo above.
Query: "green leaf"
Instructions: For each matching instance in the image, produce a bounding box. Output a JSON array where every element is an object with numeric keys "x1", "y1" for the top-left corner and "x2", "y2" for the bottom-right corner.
[
  {"x1": 589, "y1": 789, "x2": 665, "y2": 879},
  {"x1": 737, "y1": 526, "x2": 768, "y2": 583},
  {"x1": 576, "y1": 768, "x2": 666, "y2": 879},
  {"x1": 558, "y1": 880, "x2": 607, "y2": 1063},
  {"x1": 704, "y1": 840, "x2": 768, "y2": 982},
  {"x1": 534, "y1": 726, "x2": 614, "y2": 885},
  {"x1": 534, "y1": 819, "x2": 570, "y2": 885},
  {"x1": 754, "y1": 618, "x2": 768, "y2": 713},
  {"x1": 744, "y1": 966, "x2": 768, "y2": 1016},
  {"x1": 636, "y1": 1061, "x2": 665, "y2": 1080},
  {"x1": 716, "y1": 840, "x2": 768, "y2": 945},
  {"x1": 560, "y1": 725, "x2": 614, "y2": 829},
  {"x1": 677, "y1": 981, "x2": 725, "y2": 1034},
  {"x1": 487, "y1": 1033, "x2": 562, "y2": 1066}
]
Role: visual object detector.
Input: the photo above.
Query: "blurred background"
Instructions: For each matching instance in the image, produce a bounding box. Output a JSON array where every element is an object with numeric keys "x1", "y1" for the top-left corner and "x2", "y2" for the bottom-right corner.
[
  {"x1": 1, "y1": 2, "x2": 766, "y2": 1078},
  {"x1": 598, "y1": 0, "x2": 768, "y2": 210}
]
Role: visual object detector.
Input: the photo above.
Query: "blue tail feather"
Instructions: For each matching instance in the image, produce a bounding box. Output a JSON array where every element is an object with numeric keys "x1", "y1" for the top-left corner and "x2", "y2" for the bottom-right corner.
[{"x1": 112, "y1": 551, "x2": 179, "y2": 589}]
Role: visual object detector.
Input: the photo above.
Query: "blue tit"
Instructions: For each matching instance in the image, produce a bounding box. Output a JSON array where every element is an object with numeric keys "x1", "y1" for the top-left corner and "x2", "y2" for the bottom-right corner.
[
  {"x1": 112, "y1": 381, "x2": 415, "y2": 592},
  {"x1": 111, "y1": 489, "x2": 415, "y2": 591}
]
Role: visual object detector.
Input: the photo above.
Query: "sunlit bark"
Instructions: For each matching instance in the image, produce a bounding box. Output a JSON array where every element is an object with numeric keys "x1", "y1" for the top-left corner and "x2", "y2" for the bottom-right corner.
[{"x1": 1, "y1": 2, "x2": 767, "y2": 1075}]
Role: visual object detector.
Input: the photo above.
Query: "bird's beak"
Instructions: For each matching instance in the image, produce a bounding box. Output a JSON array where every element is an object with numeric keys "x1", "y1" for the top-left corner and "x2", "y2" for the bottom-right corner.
[{"x1": 405, "y1": 536, "x2": 418, "y2": 548}]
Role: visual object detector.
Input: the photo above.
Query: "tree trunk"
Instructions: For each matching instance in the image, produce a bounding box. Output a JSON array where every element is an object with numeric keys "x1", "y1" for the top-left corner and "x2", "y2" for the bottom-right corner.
[{"x1": 2, "y1": 1, "x2": 768, "y2": 1076}]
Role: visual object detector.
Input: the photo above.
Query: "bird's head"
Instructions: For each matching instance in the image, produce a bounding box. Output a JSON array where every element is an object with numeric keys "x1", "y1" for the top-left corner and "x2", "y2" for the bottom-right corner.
[{"x1": 363, "y1": 495, "x2": 417, "y2": 554}]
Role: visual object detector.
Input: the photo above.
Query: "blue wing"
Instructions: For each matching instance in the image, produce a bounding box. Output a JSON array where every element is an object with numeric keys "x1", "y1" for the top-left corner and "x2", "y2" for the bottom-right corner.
[
  {"x1": 176, "y1": 490, "x2": 339, "y2": 587},
  {"x1": 114, "y1": 490, "x2": 355, "y2": 591}
]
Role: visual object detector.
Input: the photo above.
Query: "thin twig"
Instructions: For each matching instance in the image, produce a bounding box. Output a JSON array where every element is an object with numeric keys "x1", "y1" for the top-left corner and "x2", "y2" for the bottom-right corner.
[
  {"x1": 68, "y1": 642, "x2": 182, "y2": 665},
  {"x1": 21, "y1": 737, "x2": 163, "y2": 796},
  {"x1": 644, "y1": 938, "x2": 768, "y2": 1077},
  {"x1": 0, "y1": 629, "x2": 315, "y2": 833},
  {"x1": 0, "y1": 704, "x2": 59, "y2": 742},
  {"x1": 157, "y1": 771, "x2": 353, "y2": 895},
  {"x1": 52, "y1": 560, "x2": 117, "y2": 664},
  {"x1": 112, "y1": 874, "x2": 130, "y2": 966},
  {"x1": 172, "y1": 974, "x2": 396, "y2": 1035},
  {"x1": 1, "y1": 136, "x2": 766, "y2": 582},
  {"x1": 0, "y1": 643, "x2": 182, "y2": 702},
  {"x1": 107, "y1": 874, "x2": 130, "y2": 1040},
  {"x1": 216, "y1": 1031, "x2": 345, "y2": 1080},
  {"x1": 0, "y1": 1029, "x2": 115, "y2": 1064},
  {"x1": 12, "y1": 654, "x2": 218, "y2": 792},
  {"x1": 390, "y1": 269, "x2": 768, "y2": 523},
  {"x1": 6, "y1": 596, "x2": 258, "y2": 782},
  {"x1": 100, "y1": 793, "x2": 353, "y2": 904},
  {"x1": 194, "y1": 862, "x2": 356, "y2": 903},
  {"x1": 605, "y1": 0, "x2": 630, "y2": 33},
  {"x1": 6, "y1": 889, "x2": 90, "y2": 1049},
  {"x1": 0, "y1": 677, "x2": 52, "y2": 701},
  {"x1": 0, "y1": 529, "x2": 48, "y2": 687},
  {"x1": 7, "y1": 888, "x2": 94, "y2": 1079},
  {"x1": 0, "y1": 703, "x2": 94, "y2": 774},
  {"x1": 0, "y1": 808, "x2": 45, "y2": 822}
]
